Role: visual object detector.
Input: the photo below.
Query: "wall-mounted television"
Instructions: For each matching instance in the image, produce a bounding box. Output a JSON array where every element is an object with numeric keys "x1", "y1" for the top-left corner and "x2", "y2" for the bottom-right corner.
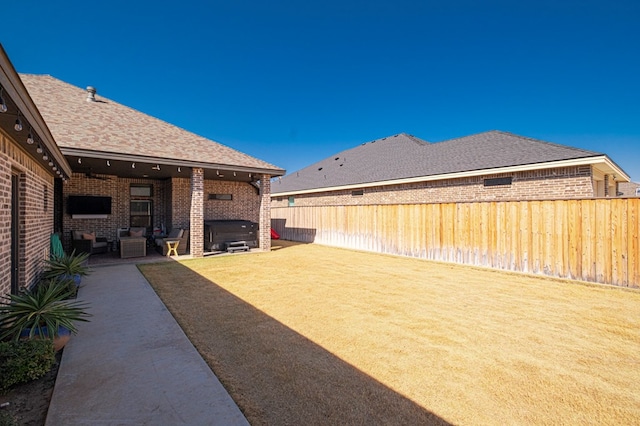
[{"x1": 67, "y1": 195, "x2": 112, "y2": 215}]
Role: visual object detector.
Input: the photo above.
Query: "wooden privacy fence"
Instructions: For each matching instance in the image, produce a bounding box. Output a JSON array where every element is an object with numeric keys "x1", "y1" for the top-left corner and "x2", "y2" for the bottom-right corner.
[{"x1": 272, "y1": 199, "x2": 640, "y2": 288}]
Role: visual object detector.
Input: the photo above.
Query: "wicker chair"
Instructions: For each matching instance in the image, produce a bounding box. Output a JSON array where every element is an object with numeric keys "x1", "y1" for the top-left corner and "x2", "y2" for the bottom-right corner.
[{"x1": 71, "y1": 230, "x2": 109, "y2": 255}]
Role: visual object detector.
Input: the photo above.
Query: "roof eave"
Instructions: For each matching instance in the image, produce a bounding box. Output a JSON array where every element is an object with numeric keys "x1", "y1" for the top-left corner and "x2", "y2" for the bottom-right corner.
[
  {"x1": 0, "y1": 45, "x2": 72, "y2": 178},
  {"x1": 272, "y1": 156, "x2": 628, "y2": 197},
  {"x1": 61, "y1": 147, "x2": 286, "y2": 176}
]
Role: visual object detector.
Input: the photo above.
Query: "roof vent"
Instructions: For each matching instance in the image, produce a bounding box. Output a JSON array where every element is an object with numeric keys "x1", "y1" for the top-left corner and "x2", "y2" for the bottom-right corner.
[{"x1": 86, "y1": 86, "x2": 97, "y2": 102}]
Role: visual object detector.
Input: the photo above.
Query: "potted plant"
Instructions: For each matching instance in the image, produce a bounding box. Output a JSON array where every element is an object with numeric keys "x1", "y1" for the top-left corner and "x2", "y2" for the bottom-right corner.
[
  {"x1": 43, "y1": 250, "x2": 90, "y2": 286},
  {"x1": 0, "y1": 280, "x2": 91, "y2": 351}
]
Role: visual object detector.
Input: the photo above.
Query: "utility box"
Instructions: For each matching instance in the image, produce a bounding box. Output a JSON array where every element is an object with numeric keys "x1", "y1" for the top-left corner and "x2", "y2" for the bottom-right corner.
[{"x1": 204, "y1": 220, "x2": 258, "y2": 252}]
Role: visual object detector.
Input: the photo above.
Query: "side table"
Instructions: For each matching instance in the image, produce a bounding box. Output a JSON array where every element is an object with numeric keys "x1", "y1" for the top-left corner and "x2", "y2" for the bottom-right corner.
[{"x1": 165, "y1": 240, "x2": 180, "y2": 256}]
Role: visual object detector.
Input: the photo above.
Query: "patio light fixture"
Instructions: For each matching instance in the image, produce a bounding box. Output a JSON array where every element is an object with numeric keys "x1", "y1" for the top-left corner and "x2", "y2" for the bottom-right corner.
[
  {"x1": 152, "y1": 164, "x2": 160, "y2": 170},
  {"x1": 48, "y1": 160, "x2": 54, "y2": 167},
  {"x1": 26, "y1": 128, "x2": 34, "y2": 144},
  {"x1": 36, "y1": 144, "x2": 43, "y2": 154},
  {"x1": 42, "y1": 151, "x2": 48, "y2": 161},
  {"x1": 106, "y1": 160, "x2": 110, "y2": 166},
  {"x1": 178, "y1": 167, "x2": 181, "y2": 173},
  {"x1": 78, "y1": 158, "x2": 82, "y2": 164},
  {"x1": 131, "y1": 162, "x2": 135, "y2": 168},
  {"x1": 14, "y1": 111, "x2": 22, "y2": 131},
  {"x1": 0, "y1": 86, "x2": 6, "y2": 113}
]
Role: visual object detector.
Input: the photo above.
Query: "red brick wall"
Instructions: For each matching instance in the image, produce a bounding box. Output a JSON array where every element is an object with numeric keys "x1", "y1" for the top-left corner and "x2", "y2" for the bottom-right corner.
[
  {"x1": 272, "y1": 166, "x2": 595, "y2": 207},
  {"x1": 0, "y1": 129, "x2": 55, "y2": 295},
  {"x1": 203, "y1": 180, "x2": 260, "y2": 222}
]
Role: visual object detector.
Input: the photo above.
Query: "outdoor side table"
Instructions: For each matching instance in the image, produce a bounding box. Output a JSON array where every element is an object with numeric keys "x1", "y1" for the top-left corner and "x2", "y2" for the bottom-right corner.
[{"x1": 165, "y1": 240, "x2": 180, "y2": 256}]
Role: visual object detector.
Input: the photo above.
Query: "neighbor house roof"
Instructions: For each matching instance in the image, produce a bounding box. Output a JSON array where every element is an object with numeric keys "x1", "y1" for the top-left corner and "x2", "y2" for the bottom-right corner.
[
  {"x1": 20, "y1": 74, "x2": 284, "y2": 176},
  {"x1": 272, "y1": 131, "x2": 628, "y2": 196}
]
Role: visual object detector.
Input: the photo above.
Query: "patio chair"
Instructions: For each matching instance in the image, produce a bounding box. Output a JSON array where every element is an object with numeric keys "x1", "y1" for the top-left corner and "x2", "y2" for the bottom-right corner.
[{"x1": 71, "y1": 230, "x2": 109, "y2": 255}]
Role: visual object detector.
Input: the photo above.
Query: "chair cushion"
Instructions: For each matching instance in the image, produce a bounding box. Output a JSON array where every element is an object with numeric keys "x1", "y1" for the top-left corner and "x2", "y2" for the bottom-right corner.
[
  {"x1": 167, "y1": 228, "x2": 183, "y2": 238},
  {"x1": 129, "y1": 230, "x2": 144, "y2": 237},
  {"x1": 73, "y1": 230, "x2": 86, "y2": 240},
  {"x1": 82, "y1": 232, "x2": 96, "y2": 241},
  {"x1": 93, "y1": 241, "x2": 108, "y2": 249}
]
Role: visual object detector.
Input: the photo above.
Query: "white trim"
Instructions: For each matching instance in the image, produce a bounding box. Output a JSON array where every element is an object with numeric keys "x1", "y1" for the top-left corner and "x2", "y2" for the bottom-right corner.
[{"x1": 272, "y1": 156, "x2": 630, "y2": 197}]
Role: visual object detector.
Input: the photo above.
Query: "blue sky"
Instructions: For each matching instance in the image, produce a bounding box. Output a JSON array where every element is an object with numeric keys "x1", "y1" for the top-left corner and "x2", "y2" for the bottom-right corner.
[{"x1": 3, "y1": 0, "x2": 639, "y2": 181}]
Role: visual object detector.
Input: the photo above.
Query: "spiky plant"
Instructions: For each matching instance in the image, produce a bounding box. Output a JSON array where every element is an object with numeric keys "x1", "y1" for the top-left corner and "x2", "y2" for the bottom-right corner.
[
  {"x1": 0, "y1": 281, "x2": 91, "y2": 341},
  {"x1": 43, "y1": 250, "x2": 91, "y2": 280}
]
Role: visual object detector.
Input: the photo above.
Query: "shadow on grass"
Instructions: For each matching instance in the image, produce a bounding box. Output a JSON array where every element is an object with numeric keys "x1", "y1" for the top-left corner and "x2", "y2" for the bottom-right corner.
[{"x1": 140, "y1": 262, "x2": 451, "y2": 425}]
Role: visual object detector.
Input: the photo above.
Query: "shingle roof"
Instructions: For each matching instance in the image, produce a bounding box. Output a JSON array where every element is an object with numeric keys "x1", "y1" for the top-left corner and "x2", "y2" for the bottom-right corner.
[
  {"x1": 272, "y1": 131, "x2": 604, "y2": 194},
  {"x1": 20, "y1": 74, "x2": 284, "y2": 173}
]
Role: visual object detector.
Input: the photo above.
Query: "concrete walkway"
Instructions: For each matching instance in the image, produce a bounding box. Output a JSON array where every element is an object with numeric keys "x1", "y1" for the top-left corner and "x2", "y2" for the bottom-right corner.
[{"x1": 46, "y1": 263, "x2": 249, "y2": 425}]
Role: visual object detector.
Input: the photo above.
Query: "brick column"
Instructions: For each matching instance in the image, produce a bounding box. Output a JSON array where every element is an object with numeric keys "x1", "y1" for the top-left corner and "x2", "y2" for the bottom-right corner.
[
  {"x1": 259, "y1": 174, "x2": 272, "y2": 251},
  {"x1": 190, "y1": 168, "x2": 204, "y2": 257}
]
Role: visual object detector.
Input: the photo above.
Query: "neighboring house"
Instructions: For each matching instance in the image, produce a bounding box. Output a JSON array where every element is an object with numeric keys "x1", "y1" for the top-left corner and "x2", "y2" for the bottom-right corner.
[
  {"x1": 272, "y1": 131, "x2": 629, "y2": 206},
  {"x1": 0, "y1": 43, "x2": 284, "y2": 297},
  {"x1": 0, "y1": 46, "x2": 73, "y2": 296},
  {"x1": 617, "y1": 181, "x2": 640, "y2": 197},
  {"x1": 20, "y1": 74, "x2": 284, "y2": 258}
]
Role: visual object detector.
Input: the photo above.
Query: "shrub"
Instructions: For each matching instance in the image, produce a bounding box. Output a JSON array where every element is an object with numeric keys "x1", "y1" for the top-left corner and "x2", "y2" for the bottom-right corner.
[
  {"x1": 0, "y1": 411, "x2": 18, "y2": 426},
  {"x1": 0, "y1": 339, "x2": 56, "y2": 393}
]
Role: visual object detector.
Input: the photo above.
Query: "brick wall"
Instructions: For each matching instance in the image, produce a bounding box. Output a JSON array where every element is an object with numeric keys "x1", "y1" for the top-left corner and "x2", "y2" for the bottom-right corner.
[
  {"x1": 189, "y1": 168, "x2": 204, "y2": 257},
  {"x1": 0, "y1": 129, "x2": 55, "y2": 296},
  {"x1": 272, "y1": 166, "x2": 595, "y2": 207},
  {"x1": 258, "y1": 174, "x2": 271, "y2": 251},
  {"x1": 62, "y1": 173, "x2": 170, "y2": 250},
  {"x1": 203, "y1": 180, "x2": 260, "y2": 222}
]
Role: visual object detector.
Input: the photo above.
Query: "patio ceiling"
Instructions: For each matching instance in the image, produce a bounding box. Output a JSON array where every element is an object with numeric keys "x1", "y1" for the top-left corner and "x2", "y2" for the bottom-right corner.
[{"x1": 64, "y1": 151, "x2": 265, "y2": 182}]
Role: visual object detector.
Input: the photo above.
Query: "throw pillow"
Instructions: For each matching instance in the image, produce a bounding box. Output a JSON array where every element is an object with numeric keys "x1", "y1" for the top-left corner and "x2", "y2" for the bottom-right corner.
[
  {"x1": 129, "y1": 230, "x2": 144, "y2": 237},
  {"x1": 82, "y1": 232, "x2": 96, "y2": 241}
]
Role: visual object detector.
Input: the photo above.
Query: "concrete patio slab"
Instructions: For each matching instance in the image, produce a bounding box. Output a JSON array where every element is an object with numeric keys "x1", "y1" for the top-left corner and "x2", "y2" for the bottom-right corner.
[{"x1": 45, "y1": 263, "x2": 249, "y2": 425}]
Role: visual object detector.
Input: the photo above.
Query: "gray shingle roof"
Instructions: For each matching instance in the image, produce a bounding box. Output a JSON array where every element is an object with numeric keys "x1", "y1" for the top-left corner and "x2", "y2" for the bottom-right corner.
[
  {"x1": 273, "y1": 131, "x2": 603, "y2": 194},
  {"x1": 20, "y1": 74, "x2": 284, "y2": 173}
]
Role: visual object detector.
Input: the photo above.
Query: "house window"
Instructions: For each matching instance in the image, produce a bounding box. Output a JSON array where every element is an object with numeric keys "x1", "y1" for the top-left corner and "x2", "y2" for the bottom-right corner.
[
  {"x1": 130, "y1": 184, "x2": 153, "y2": 229},
  {"x1": 130, "y1": 200, "x2": 153, "y2": 228},
  {"x1": 131, "y1": 184, "x2": 153, "y2": 197},
  {"x1": 208, "y1": 194, "x2": 233, "y2": 200},
  {"x1": 288, "y1": 196, "x2": 295, "y2": 207},
  {"x1": 352, "y1": 189, "x2": 364, "y2": 196},
  {"x1": 484, "y1": 177, "x2": 513, "y2": 187}
]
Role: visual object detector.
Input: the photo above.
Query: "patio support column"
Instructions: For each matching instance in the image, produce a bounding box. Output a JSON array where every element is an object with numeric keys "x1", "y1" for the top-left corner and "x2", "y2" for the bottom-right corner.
[
  {"x1": 190, "y1": 167, "x2": 204, "y2": 257},
  {"x1": 259, "y1": 174, "x2": 272, "y2": 252}
]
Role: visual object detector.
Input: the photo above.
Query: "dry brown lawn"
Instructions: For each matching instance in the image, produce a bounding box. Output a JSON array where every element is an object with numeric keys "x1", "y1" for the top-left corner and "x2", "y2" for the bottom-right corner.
[{"x1": 139, "y1": 241, "x2": 640, "y2": 425}]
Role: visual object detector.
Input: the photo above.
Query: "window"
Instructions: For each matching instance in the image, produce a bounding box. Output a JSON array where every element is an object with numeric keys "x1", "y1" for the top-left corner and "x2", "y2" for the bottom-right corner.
[
  {"x1": 130, "y1": 184, "x2": 152, "y2": 197},
  {"x1": 288, "y1": 196, "x2": 295, "y2": 207},
  {"x1": 484, "y1": 177, "x2": 513, "y2": 187},
  {"x1": 130, "y1": 184, "x2": 153, "y2": 228},
  {"x1": 208, "y1": 194, "x2": 233, "y2": 200},
  {"x1": 130, "y1": 200, "x2": 153, "y2": 228},
  {"x1": 352, "y1": 189, "x2": 364, "y2": 196}
]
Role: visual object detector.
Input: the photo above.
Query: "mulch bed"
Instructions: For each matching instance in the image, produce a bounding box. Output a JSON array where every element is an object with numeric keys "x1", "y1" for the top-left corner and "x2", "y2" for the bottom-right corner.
[{"x1": 0, "y1": 351, "x2": 61, "y2": 425}]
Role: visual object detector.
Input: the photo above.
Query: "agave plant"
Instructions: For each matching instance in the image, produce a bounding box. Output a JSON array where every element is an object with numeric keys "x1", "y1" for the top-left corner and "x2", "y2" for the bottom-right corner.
[
  {"x1": 0, "y1": 280, "x2": 91, "y2": 342},
  {"x1": 43, "y1": 250, "x2": 91, "y2": 284}
]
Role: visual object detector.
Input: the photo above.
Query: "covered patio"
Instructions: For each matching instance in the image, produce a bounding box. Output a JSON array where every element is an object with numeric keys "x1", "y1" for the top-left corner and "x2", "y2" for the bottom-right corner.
[{"x1": 20, "y1": 75, "x2": 285, "y2": 258}]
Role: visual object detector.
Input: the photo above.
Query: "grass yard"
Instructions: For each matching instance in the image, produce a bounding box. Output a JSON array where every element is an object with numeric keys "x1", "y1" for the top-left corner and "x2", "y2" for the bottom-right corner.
[{"x1": 139, "y1": 241, "x2": 640, "y2": 425}]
